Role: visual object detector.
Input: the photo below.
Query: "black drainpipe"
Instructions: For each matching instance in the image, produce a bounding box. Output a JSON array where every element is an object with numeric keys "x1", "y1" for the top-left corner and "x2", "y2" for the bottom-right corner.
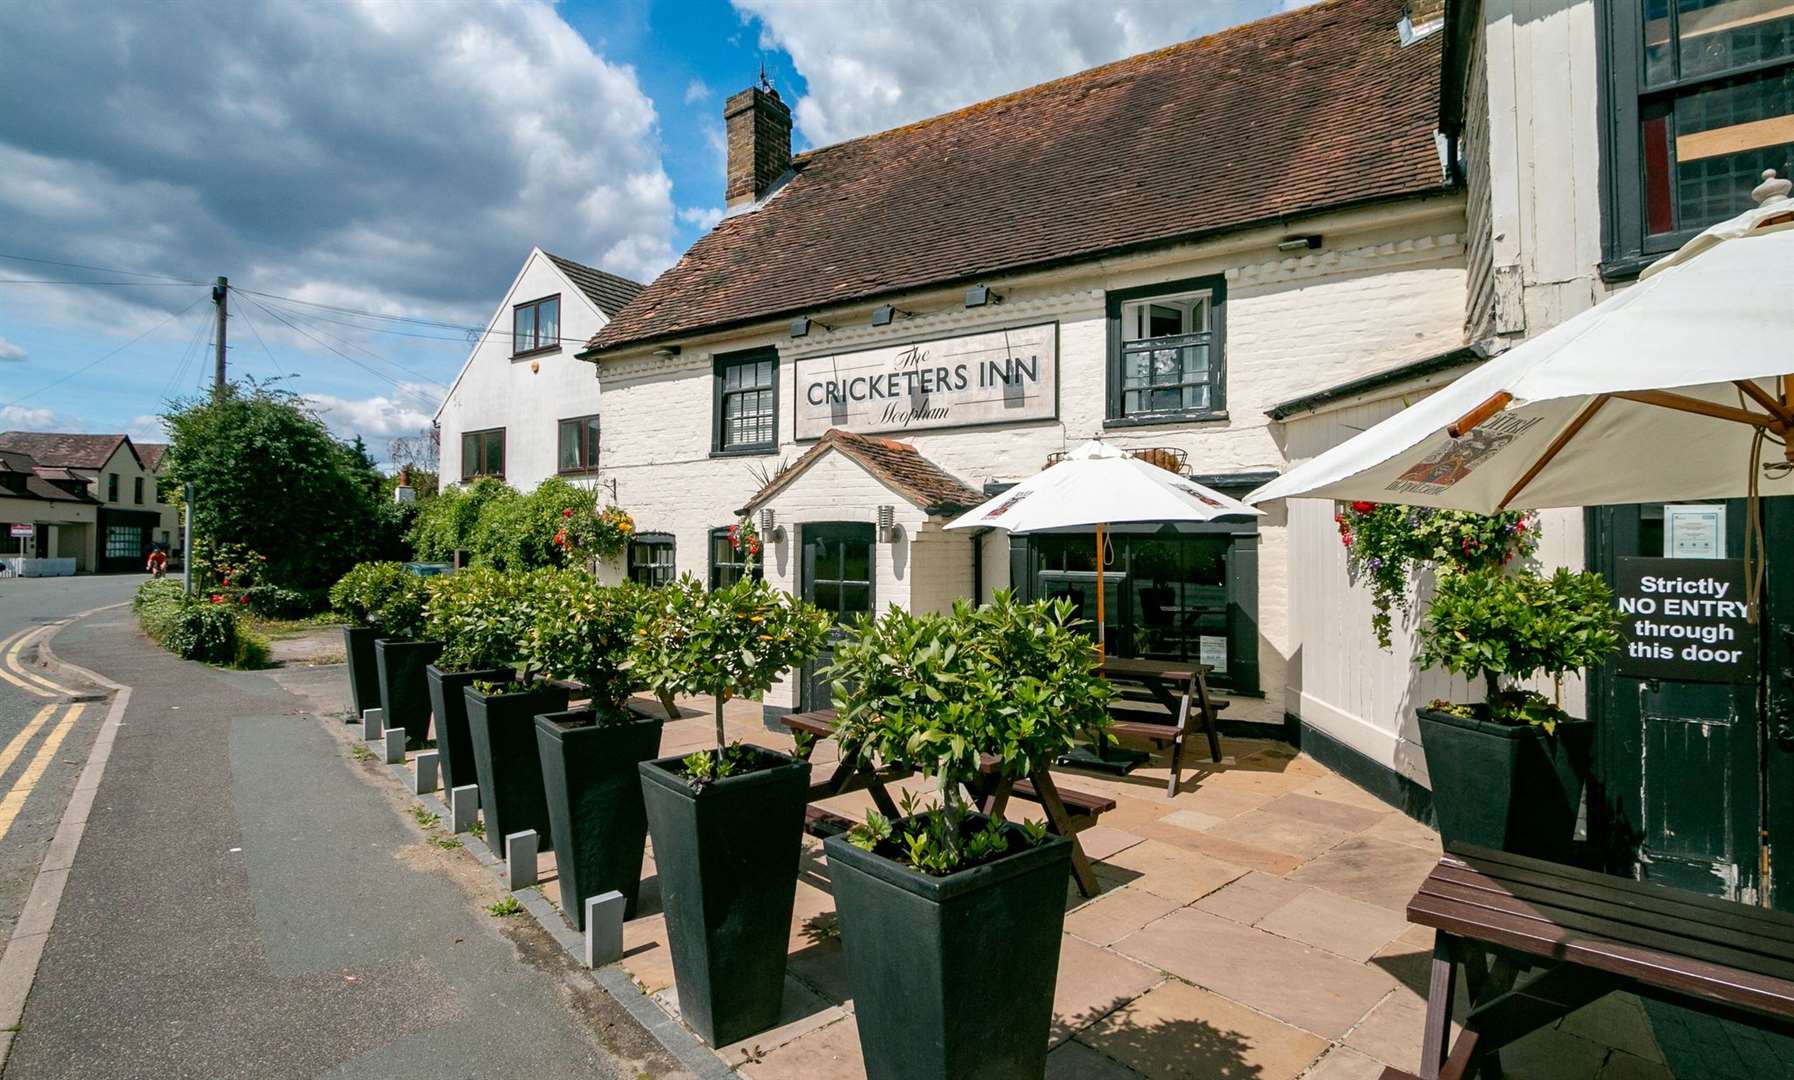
[{"x1": 971, "y1": 527, "x2": 990, "y2": 604}]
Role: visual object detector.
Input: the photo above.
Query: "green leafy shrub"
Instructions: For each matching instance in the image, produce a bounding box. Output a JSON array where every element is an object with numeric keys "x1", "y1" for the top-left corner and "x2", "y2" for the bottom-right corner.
[
  {"x1": 1416, "y1": 566, "x2": 1624, "y2": 729},
  {"x1": 424, "y1": 566, "x2": 540, "y2": 672},
  {"x1": 1336, "y1": 502, "x2": 1537, "y2": 649},
  {"x1": 329, "y1": 562, "x2": 430, "y2": 640},
  {"x1": 242, "y1": 584, "x2": 321, "y2": 619},
  {"x1": 408, "y1": 476, "x2": 512, "y2": 563},
  {"x1": 827, "y1": 591, "x2": 1112, "y2": 873},
  {"x1": 135, "y1": 579, "x2": 243, "y2": 664},
  {"x1": 524, "y1": 571, "x2": 643, "y2": 710},
  {"x1": 633, "y1": 574, "x2": 831, "y2": 777}
]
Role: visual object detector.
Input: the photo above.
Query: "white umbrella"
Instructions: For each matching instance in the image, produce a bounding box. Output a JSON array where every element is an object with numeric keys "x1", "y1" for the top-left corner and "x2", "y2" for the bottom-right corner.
[
  {"x1": 947, "y1": 439, "x2": 1260, "y2": 656},
  {"x1": 1245, "y1": 171, "x2": 1794, "y2": 515}
]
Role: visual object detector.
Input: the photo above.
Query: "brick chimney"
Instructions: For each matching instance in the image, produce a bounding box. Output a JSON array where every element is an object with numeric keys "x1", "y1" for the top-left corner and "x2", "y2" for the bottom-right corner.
[{"x1": 724, "y1": 85, "x2": 792, "y2": 209}]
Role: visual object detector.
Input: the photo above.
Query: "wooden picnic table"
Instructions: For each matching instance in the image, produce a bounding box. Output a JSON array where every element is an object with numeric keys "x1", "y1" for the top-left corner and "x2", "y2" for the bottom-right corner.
[
  {"x1": 1095, "y1": 656, "x2": 1225, "y2": 797},
  {"x1": 1385, "y1": 844, "x2": 1794, "y2": 1080},
  {"x1": 779, "y1": 709, "x2": 1115, "y2": 898}
]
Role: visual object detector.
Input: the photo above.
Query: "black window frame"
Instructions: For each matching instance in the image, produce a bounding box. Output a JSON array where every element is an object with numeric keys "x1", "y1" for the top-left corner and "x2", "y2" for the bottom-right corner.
[
  {"x1": 460, "y1": 427, "x2": 505, "y2": 481},
  {"x1": 1599, "y1": 0, "x2": 1794, "y2": 275},
  {"x1": 708, "y1": 526, "x2": 764, "y2": 590},
  {"x1": 512, "y1": 293, "x2": 562, "y2": 358},
  {"x1": 107, "y1": 473, "x2": 118, "y2": 502},
  {"x1": 133, "y1": 476, "x2": 144, "y2": 505},
  {"x1": 557, "y1": 414, "x2": 601, "y2": 475},
  {"x1": 1104, "y1": 274, "x2": 1228, "y2": 427},
  {"x1": 711, "y1": 346, "x2": 780, "y2": 455},
  {"x1": 628, "y1": 532, "x2": 677, "y2": 587}
]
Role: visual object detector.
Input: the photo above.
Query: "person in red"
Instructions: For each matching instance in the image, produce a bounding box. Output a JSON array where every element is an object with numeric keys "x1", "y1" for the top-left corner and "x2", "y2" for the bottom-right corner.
[{"x1": 145, "y1": 547, "x2": 168, "y2": 578}]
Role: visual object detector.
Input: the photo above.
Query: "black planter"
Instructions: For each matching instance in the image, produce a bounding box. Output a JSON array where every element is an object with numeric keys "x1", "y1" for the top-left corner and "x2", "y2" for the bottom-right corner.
[
  {"x1": 1417, "y1": 707, "x2": 1594, "y2": 862},
  {"x1": 639, "y1": 747, "x2": 810, "y2": 1047},
  {"x1": 466, "y1": 682, "x2": 570, "y2": 859},
  {"x1": 342, "y1": 626, "x2": 380, "y2": 721},
  {"x1": 535, "y1": 707, "x2": 664, "y2": 928},
  {"x1": 824, "y1": 824, "x2": 1071, "y2": 1080},
  {"x1": 375, "y1": 639, "x2": 444, "y2": 745},
  {"x1": 426, "y1": 665, "x2": 512, "y2": 793}
]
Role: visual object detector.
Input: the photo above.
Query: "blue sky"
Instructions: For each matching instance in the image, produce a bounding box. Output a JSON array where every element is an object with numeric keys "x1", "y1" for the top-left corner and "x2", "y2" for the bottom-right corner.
[{"x1": 0, "y1": 0, "x2": 1289, "y2": 461}]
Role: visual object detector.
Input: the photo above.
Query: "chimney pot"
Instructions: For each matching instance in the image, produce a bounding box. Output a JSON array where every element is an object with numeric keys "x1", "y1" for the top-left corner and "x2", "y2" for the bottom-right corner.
[{"x1": 725, "y1": 85, "x2": 792, "y2": 209}]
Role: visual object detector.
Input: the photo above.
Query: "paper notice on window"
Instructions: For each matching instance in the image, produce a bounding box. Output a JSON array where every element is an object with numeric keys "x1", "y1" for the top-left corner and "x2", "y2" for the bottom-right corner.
[
  {"x1": 1664, "y1": 504, "x2": 1725, "y2": 559},
  {"x1": 1199, "y1": 635, "x2": 1227, "y2": 674}
]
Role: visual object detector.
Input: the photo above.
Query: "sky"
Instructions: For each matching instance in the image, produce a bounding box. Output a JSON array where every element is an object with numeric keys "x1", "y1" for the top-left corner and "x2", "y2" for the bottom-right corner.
[{"x1": 0, "y1": 0, "x2": 1298, "y2": 462}]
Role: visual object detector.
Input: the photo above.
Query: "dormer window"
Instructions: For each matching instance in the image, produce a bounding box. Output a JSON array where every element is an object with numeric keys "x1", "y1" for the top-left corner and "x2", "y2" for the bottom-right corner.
[{"x1": 513, "y1": 294, "x2": 560, "y2": 357}]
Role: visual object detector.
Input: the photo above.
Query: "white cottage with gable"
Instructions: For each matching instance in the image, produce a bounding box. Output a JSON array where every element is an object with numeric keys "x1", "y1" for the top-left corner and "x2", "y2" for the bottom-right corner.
[{"x1": 436, "y1": 248, "x2": 642, "y2": 491}]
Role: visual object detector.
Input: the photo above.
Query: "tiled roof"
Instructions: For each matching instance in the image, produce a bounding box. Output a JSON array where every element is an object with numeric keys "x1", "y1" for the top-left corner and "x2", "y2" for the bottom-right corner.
[
  {"x1": 740, "y1": 428, "x2": 985, "y2": 516},
  {"x1": 136, "y1": 442, "x2": 168, "y2": 471},
  {"x1": 588, "y1": 0, "x2": 1445, "y2": 354},
  {"x1": 0, "y1": 432, "x2": 131, "y2": 470},
  {"x1": 543, "y1": 253, "x2": 645, "y2": 318},
  {"x1": 0, "y1": 449, "x2": 99, "y2": 504}
]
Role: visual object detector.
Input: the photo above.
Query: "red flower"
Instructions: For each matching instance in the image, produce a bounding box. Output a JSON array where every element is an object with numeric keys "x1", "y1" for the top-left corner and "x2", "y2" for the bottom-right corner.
[
  {"x1": 1351, "y1": 501, "x2": 1376, "y2": 514},
  {"x1": 1514, "y1": 520, "x2": 1527, "y2": 534},
  {"x1": 221, "y1": 576, "x2": 231, "y2": 586},
  {"x1": 209, "y1": 594, "x2": 223, "y2": 603},
  {"x1": 239, "y1": 595, "x2": 249, "y2": 605},
  {"x1": 562, "y1": 508, "x2": 574, "y2": 518}
]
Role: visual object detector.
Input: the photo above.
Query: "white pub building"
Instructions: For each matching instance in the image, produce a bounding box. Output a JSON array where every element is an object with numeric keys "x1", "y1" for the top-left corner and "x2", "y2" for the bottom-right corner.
[{"x1": 580, "y1": 0, "x2": 1470, "y2": 727}]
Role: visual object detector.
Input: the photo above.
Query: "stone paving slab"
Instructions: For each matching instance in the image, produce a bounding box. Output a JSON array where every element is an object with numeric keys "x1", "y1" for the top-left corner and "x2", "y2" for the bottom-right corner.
[{"x1": 1079, "y1": 979, "x2": 1328, "y2": 1080}]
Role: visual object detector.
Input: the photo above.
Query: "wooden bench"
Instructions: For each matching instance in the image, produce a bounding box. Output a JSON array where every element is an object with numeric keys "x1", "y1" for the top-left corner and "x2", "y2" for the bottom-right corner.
[
  {"x1": 778, "y1": 708, "x2": 1116, "y2": 896},
  {"x1": 1097, "y1": 657, "x2": 1226, "y2": 797},
  {"x1": 1383, "y1": 845, "x2": 1794, "y2": 1080}
]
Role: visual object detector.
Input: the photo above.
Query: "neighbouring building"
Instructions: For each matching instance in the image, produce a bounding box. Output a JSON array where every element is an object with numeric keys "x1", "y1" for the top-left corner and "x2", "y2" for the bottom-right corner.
[
  {"x1": 579, "y1": 0, "x2": 1469, "y2": 724},
  {"x1": 1274, "y1": 0, "x2": 1794, "y2": 909},
  {"x1": 0, "y1": 447, "x2": 100, "y2": 575},
  {"x1": 435, "y1": 248, "x2": 643, "y2": 493},
  {"x1": 0, "y1": 432, "x2": 175, "y2": 573}
]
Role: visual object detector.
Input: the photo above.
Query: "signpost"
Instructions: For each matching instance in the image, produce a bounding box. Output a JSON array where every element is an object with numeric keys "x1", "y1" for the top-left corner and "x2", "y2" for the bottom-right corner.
[
  {"x1": 7, "y1": 524, "x2": 31, "y2": 539},
  {"x1": 1614, "y1": 556, "x2": 1755, "y2": 684}
]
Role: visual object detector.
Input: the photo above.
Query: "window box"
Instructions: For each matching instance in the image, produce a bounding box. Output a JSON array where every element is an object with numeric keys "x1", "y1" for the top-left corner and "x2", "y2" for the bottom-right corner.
[
  {"x1": 512, "y1": 294, "x2": 561, "y2": 358},
  {"x1": 712, "y1": 347, "x2": 779, "y2": 454},
  {"x1": 1105, "y1": 276, "x2": 1226, "y2": 424}
]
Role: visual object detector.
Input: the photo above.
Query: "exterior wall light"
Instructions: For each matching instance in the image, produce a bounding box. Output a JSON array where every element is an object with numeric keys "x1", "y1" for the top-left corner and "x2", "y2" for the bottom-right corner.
[
  {"x1": 870, "y1": 304, "x2": 905, "y2": 327},
  {"x1": 1276, "y1": 234, "x2": 1322, "y2": 252},
  {"x1": 790, "y1": 317, "x2": 821, "y2": 338},
  {"x1": 877, "y1": 504, "x2": 902, "y2": 543},
  {"x1": 758, "y1": 508, "x2": 785, "y2": 541},
  {"x1": 653, "y1": 345, "x2": 681, "y2": 357},
  {"x1": 964, "y1": 284, "x2": 1000, "y2": 307}
]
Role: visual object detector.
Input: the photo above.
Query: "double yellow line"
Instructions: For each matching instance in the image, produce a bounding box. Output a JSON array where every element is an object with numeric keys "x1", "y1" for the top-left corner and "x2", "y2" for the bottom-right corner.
[
  {"x1": 0, "y1": 625, "x2": 77, "y2": 699},
  {"x1": 0, "y1": 702, "x2": 84, "y2": 847}
]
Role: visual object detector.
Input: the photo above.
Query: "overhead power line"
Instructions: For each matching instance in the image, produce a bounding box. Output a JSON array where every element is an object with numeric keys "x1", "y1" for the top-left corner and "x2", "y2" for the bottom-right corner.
[
  {"x1": 0, "y1": 277, "x2": 206, "y2": 287},
  {"x1": 2, "y1": 295, "x2": 207, "y2": 411},
  {"x1": 0, "y1": 251, "x2": 200, "y2": 283}
]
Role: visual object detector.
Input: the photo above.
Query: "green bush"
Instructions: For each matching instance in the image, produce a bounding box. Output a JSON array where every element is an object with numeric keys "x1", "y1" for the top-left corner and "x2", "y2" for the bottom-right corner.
[
  {"x1": 424, "y1": 566, "x2": 541, "y2": 672},
  {"x1": 826, "y1": 591, "x2": 1113, "y2": 873},
  {"x1": 1416, "y1": 566, "x2": 1624, "y2": 728},
  {"x1": 328, "y1": 562, "x2": 429, "y2": 641},
  {"x1": 524, "y1": 571, "x2": 642, "y2": 709},
  {"x1": 134, "y1": 579, "x2": 243, "y2": 665},
  {"x1": 408, "y1": 476, "x2": 511, "y2": 563},
  {"x1": 242, "y1": 584, "x2": 322, "y2": 619}
]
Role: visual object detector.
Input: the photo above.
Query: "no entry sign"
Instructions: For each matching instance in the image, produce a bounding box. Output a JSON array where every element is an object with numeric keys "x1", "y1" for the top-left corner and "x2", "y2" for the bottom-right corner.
[{"x1": 1614, "y1": 557, "x2": 1755, "y2": 684}]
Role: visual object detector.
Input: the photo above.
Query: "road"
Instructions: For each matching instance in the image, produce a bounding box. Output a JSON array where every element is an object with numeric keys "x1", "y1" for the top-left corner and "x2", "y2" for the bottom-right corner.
[{"x1": 0, "y1": 575, "x2": 686, "y2": 1079}]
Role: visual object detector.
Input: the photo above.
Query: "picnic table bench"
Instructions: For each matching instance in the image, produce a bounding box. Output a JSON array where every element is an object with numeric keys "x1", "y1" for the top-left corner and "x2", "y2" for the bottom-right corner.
[
  {"x1": 1096, "y1": 656, "x2": 1227, "y2": 797},
  {"x1": 1384, "y1": 844, "x2": 1794, "y2": 1080},
  {"x1": 779, "y1": 708, "x2": 1115, "y2": 897}
]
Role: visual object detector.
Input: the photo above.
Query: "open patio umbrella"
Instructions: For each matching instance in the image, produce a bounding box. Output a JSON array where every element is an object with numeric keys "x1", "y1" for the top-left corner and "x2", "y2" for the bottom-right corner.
[
  {"x1": 946, "y1": 439, "x2": 1260, "y2": 657},
  {"x1": 1245, "y1": 171, "x2": 1794, "y2": 516}
]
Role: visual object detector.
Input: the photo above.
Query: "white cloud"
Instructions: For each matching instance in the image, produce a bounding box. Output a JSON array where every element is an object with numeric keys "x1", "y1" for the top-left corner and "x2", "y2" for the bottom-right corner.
[
  {"x1": 684, "y1": 79, "x2": 713, "y2": 104},
  {"x1": 304, "y1": 383, "x2": 439, "y2": 445},
  {"x1": 0, "y1": 405, "x2": 63, "y2": 432},
  {"x1": 126, "y1": 414, "x2": 167, "y2": 444},
  {"x1": 0, "y1": 337, "x2": 24, "y2": 362},
  {"x1": 734, "y1": 0, "x2": 1290, "y2": 146},
  {"x1": 678, "y1": 206, "x2": 725, "y2": 231},
  {"x1": 0, "y1": 0, "x2": 677, "y2": 336}
]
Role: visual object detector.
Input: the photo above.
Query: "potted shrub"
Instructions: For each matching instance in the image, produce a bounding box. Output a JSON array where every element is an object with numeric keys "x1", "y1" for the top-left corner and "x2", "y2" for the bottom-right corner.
[
  {"x1": 527, "y1": 572, "x2": 661, "y2": 928},
  {"x1": 423, "y1": 567, "x2": 536, "y2": 794},
  {"x1": 359, "y1": 564, "x2": 441, "y2": 746},
  {"x1": 1415, "y1": 565, "x2": 1623, "y2": 862},
  {"x1": 633, "y1": 574, "x2": 830, "y2": 1047},
  {"x1": 823, "y1": 592, "x2": 1112, "y2": 1080},
  {"x1": 328, "y1": 562, "x2": 388, "y2": 720}
]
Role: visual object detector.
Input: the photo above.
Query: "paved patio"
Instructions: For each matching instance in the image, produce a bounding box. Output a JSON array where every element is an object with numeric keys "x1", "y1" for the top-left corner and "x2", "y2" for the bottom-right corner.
[{"x1": 607, "y1": 695, "x2": 1670, "y2": 1079}]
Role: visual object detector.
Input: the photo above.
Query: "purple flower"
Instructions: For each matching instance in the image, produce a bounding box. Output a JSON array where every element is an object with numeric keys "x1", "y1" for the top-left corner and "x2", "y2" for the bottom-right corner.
[{"x1": 1369, "y1": 556, "x2": 1384, "y2": 571}]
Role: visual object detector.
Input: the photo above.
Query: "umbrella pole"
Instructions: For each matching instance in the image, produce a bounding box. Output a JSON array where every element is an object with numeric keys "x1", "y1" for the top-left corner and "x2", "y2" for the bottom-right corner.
[{"x1": 1095, "y1": 523, "x2": 1106, "y2": 661}]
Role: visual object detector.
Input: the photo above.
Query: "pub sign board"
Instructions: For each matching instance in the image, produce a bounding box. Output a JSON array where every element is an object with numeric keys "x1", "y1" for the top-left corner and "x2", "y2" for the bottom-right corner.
[
  {"x1": 793, "y1": 321, "x2": 1058, "y2": 440},
  {"x1": 1614, "y1": 556, "x2": 1755, "y2": 684}
]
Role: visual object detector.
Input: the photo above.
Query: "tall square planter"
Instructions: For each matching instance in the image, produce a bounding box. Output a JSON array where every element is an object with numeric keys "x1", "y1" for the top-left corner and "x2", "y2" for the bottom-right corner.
[
  {"x1": 342, "y1": 626, "x2": 380, "y2": 720},
  {"x1": 535, "y1": 707, "x2": 664, "y2": 928},
  {"x1": 374, "y1": 639, "x2": 443, "y2": 745},
  {"x1": 426, "y1": 665, "x2": 512, "y2": 792},
  {"x1": 1417, "y1": 707, "x2": 1594, "y2": 863},
  {"x1": 466, "y1": 682, "x2": 570, "y2": 859},
  {"x1": 638, "y1": 747, "x2": 810, "y2": 1047},
  {"x1": 824, "y1": 825, "x2": 1072, "y2": 1080}
]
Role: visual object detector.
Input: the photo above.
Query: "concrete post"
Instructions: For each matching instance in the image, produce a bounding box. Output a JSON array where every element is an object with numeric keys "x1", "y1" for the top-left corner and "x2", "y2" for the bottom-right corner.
[
  {"x1": 584, "y1": 891, "x2": 626, "y2": 968},
  {"x1": 362, "y1": 707, "x2": 385, "y2": 742},
  {"x1": 382, "y1": 728, "x2": 406, "y2": 764},
  {"x1": 413, "y1": 750, "x2": 438, "y2": 794},
  {"x1": 505, "y1": 830, "x2": 537, "y2": 890},
  {"x1": 449, "y1": 785, "x2": 479, "y2": 834}
]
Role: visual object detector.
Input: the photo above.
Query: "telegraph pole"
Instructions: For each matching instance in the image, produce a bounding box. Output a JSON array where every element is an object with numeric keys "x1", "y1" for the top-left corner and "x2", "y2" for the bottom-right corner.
[{"x1": 211, "y1": 275, "x2": 228, "y2": 392}]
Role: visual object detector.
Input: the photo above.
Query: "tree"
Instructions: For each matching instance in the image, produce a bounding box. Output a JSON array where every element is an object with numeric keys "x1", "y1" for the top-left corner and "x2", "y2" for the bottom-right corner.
[{"x1": 162, "y1": 382, "x2": 401, "y2": 595}]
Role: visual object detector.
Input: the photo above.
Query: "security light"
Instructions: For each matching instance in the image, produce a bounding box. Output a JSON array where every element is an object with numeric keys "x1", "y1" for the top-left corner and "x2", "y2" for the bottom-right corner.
[
  {"x1": 1277, "y1": 234, "x2": 1323, "y2": 253},
  {"x1": 871, "y1": 305, "x2": 897, "y2": 327},
  {"x1": 964, "y1": 284, "x2": 999, "y2": 307}
]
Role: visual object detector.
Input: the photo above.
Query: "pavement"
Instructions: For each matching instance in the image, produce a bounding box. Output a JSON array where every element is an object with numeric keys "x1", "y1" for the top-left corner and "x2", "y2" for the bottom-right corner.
[{"x1": 0, "y1": 585, "x2": 687, "y2": 1079}]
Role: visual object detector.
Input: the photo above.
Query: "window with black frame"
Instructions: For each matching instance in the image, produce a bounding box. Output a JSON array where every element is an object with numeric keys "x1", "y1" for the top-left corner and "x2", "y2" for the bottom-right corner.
[
  {"x1": 713, "y1": 348, "x2": 778, "y2": 452},
  {"x1": 1107, "y1": 277, "x2": 1225, "y2": 424},
  {"x1": 708, "y1": 527, "x2": 763, "y2": 589},
  {"x1": 558, "y1": 414, "x2": 600, "y2": 473},
  {"x1": 512, "y1": 294, "x2": 560, "y2": 356},
  {"x1": 1604, "y1": 0, "x2": 1794, "y2": 265},
  {"x1": 461, "y1": 428, "x2": 504, "y2": 480},
  {"x1": 629, "y1": 534, "x2": 676, "y2": 587}
]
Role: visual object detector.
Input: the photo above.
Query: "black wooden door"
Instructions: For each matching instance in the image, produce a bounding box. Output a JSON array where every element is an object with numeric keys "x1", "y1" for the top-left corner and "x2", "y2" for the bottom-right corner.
[
  {"x1": 799, "y1": 523, "x2": 875, "y2": 711},
  {"x1": 1588, "y1": 497, "x2": 1794, "y2": 908}
]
